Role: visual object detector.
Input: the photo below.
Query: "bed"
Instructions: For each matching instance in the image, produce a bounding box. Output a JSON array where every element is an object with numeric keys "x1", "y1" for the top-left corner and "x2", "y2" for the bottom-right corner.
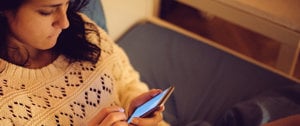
[{"x1": 83, "y1": 0, "x2": 300, "y2": 125}]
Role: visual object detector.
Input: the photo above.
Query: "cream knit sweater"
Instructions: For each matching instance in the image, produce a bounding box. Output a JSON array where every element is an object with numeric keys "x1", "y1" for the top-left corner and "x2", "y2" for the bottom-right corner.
[{"x1": 0, "y1": 14, "x2": 153, "y2": 126}]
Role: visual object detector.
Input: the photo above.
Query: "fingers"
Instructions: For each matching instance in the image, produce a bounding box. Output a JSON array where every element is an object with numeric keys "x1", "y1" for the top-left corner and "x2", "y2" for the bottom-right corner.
[
  {"x1": 112, "y1": 121, "x2": 128, "y2": 126},
  {"x1": 130, "y1": 110, "x2": 164, "y2": 126},
  {"x1": 132, "y1": 89, "x2": 162, "y2": 106},
  {"x1": 128, "y1": 89, "x2": 162, "y2": 115},
  {"x1": 100, "y1": 111, "x2": 127, "y2": 126},
  {"x1": 88, "y1": 106, "x2": 127, "y2": 126}
]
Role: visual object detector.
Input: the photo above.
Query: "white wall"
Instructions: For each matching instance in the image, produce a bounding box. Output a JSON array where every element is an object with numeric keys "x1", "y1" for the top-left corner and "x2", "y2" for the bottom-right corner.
[{"x1": 101, "y1": 0, "x2": 160, "y2": 41}]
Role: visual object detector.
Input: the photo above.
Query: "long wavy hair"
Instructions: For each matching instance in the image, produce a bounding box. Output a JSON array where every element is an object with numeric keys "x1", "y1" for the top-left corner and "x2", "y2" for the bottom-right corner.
[{"x1": 0, "y1": 0, "x2": 101, "y2": 66}]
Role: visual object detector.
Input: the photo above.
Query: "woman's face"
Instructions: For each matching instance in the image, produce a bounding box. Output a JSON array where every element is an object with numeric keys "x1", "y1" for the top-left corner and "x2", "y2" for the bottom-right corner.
[{"x1": 4, "y1": 0, "x2": 70, "y2": 51}]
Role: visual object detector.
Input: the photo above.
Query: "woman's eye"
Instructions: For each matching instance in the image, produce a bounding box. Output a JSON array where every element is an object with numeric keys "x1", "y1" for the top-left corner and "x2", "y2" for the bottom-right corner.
[{"x1": 38, "y1": 10, "x2": 54, "y2": 16}]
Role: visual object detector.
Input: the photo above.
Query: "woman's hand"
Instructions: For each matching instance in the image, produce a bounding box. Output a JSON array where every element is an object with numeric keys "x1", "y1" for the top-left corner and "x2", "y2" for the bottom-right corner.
[
  {"x1": 88, "y1": 106, "x2": 128, "y2": 126},
  {"x1": 128, "y1": 89, "x2": 165, "y2": 126}
]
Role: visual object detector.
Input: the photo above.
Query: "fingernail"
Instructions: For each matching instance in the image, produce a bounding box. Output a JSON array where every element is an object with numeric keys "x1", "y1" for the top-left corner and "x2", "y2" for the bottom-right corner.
[
  {"x1": 119, "y1": 108, "x2": 125, "y2": 112},
  {"x1": 132, "y1": 118, "x2": 139, "y2": 124}
]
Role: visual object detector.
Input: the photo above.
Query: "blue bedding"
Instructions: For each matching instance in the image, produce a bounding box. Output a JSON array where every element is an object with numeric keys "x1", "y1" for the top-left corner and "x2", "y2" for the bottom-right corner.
[
  {"x1": 81, "y1": 0, "x2": 107, "y2": 31},
  {"x1": 116, "y1": 22, "x2": 300, "y2": 126}
]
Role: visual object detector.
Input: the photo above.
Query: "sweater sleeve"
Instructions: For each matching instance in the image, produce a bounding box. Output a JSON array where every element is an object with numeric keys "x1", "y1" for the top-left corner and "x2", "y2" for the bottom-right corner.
[
  {"x1": 79, "y1": 12, "x2": 149, "y2": 111},
  {"x1": 112, "y1": 44, "x2": 149, "y2": 112},
  {"x1": 80, "y1": 13, "x2": 169, "y2": 126}
]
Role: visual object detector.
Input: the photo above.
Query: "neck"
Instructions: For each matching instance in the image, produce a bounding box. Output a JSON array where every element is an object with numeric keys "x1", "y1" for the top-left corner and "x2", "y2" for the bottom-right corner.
[
  {"x1": 24, "y1": 50, "x2": 57, "y2": 69},
  {"x1": 6, "y1": 36, "x2": 57, "y2": 69},
  {"x1": 7, "y1": 46, "x2": 57, "y2": 69}
]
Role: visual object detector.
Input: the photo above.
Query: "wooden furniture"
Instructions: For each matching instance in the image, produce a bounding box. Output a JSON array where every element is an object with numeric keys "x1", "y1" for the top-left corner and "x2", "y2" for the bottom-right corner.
[
  {"x1": 177, "y1": 0, "x2": 300, "y2": 76},
  {"x1": 102, "y1": 0, "x2": 299, "y2": 81}
]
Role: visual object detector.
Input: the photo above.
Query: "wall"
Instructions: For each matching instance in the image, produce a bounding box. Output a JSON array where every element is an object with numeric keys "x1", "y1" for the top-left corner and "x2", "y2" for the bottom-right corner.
[{"x1": 101, "y1": 0, "x2": 160, "y2": 41}]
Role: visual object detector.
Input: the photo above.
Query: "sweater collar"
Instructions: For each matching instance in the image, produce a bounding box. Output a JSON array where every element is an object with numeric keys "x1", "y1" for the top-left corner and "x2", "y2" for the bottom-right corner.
[{"x1": 0, "y1": 55, "x2": 70, "y2": 81}]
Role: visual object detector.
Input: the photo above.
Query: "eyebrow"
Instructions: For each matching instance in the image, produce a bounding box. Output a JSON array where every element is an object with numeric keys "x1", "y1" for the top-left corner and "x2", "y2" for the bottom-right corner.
[{"x1": 41, "y1": 0, "x2": 70, "y2": 8}]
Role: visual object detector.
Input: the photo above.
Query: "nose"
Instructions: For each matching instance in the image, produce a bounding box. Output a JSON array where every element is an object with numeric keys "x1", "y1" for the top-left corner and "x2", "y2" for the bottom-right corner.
[{"x1": 53, "y1": 10, "x2": 70, "y2": 29}]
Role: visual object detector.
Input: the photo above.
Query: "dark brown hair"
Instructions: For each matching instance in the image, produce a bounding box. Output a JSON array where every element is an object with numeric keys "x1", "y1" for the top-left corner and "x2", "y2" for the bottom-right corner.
[{"x1": 0, "y1": 0, "x2": 101, "y2": 65}]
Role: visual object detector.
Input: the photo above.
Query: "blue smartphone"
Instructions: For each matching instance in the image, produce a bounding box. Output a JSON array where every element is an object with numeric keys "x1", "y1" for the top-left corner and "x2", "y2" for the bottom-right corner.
[{"x1": 127, "y1": 86, "x2": 175, "y2": 123}]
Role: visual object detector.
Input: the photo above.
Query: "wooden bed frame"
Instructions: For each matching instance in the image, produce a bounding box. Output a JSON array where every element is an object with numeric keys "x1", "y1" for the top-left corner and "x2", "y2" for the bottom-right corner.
[
  {"x1": 177, "y1": 0, "x2": 300, "y2": 77},
  {"x1": 102, "y1": 0, "x2": 299, "y2": 83}
]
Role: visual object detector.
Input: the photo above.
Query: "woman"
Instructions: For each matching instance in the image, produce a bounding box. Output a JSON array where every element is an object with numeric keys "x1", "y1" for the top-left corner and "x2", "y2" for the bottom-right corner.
[{"x1": 0, "y1": 0, "x2": 167, "y2": 125}]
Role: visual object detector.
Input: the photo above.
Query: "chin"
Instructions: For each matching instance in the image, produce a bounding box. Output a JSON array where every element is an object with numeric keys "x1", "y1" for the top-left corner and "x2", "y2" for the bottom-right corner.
[
  {"x1": 39, "y1": 40, "x2": 58, "y2": 50},
  {"x1": 47, "y1": 42, "x2": 57, "y2": 50}
]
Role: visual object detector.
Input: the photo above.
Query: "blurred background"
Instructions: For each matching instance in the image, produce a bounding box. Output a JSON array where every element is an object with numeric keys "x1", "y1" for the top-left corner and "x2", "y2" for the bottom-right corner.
[{"x1": 158, "y1": 0, "x2": 300, "y2": 80}]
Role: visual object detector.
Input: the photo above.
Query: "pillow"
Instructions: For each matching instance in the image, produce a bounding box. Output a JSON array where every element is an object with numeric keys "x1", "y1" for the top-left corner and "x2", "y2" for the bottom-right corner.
[{"x1": 80, "y1": 0, "x2": 107, "y2": 31}]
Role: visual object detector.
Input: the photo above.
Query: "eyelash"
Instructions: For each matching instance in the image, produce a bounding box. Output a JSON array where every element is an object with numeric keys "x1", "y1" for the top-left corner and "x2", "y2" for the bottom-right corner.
[
  {"x1": 38, "y1": 3, "x2": 69, "y2": 16},
  {"x1": 38, "y1": 10, "x2": 54, "y2": 16}
]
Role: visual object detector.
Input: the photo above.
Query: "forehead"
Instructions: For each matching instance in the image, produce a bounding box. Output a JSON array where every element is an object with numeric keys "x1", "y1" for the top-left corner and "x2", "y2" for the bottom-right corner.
[{"x1": 24, "y1": 0, "x2": 70, "y2": 6}]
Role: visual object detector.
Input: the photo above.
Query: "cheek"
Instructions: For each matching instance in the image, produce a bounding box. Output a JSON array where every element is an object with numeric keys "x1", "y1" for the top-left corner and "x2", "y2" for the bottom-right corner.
[
  {"x1": 8, "y1": 19, "x2": 56, "y2": 49},
  {"x1": 9, "y1": 15, "x2": 38, "y2": 34},
  {"x1": 10, "y1": 21, "x2": 46, "y2": 40},
  {"x1": 11, "y1": 12, "x2": 52, "y2": 34},
  {"x1": 5, "y1": 7, "x2": 57, "y2": 49}
]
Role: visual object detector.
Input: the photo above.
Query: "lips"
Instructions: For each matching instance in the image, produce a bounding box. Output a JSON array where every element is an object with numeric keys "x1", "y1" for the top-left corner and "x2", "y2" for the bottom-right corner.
[{"x1": 48, "y1": 31, "x2": 62, "y2": 39}]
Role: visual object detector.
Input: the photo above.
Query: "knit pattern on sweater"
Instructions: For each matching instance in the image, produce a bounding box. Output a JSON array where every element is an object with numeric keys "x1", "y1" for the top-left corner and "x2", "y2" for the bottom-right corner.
[{"x1": 0, "y1": 14, "x2": 148, "y2": 126}]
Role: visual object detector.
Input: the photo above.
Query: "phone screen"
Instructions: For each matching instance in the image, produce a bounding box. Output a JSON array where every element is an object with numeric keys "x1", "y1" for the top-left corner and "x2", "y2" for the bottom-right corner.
[{"x1": 127, "y1": 86, "x2": 174, "y2": 123}]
